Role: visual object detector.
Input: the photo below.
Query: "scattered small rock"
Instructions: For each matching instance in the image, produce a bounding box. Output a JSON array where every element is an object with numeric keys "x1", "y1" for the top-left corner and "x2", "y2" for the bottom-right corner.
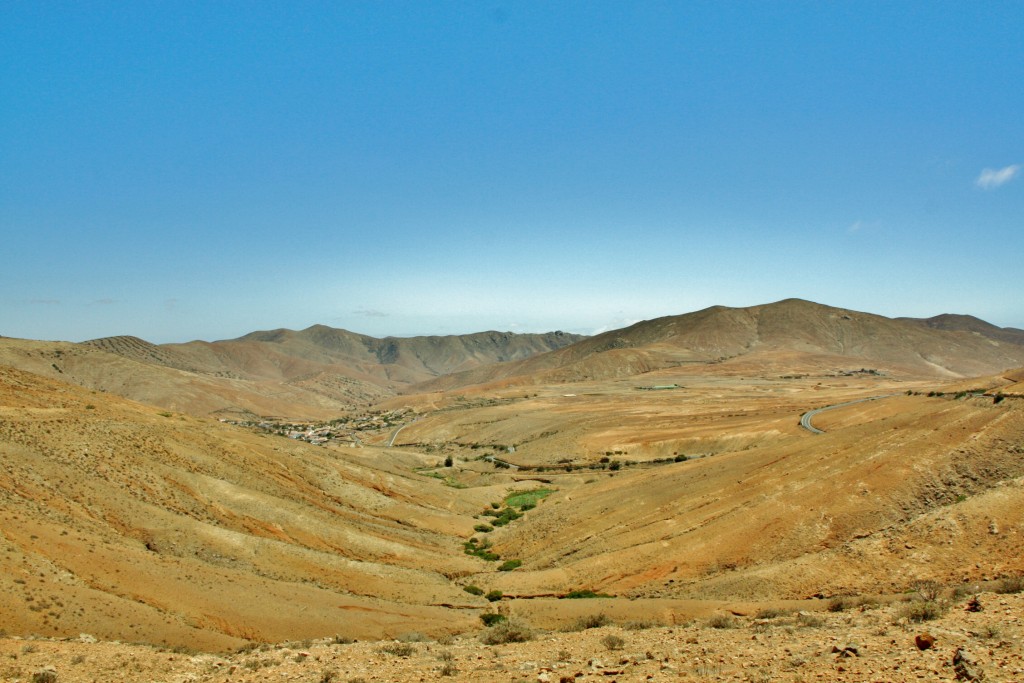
[
  {"x1": 915, "y1": 633, "x2": 936, "y2": 650},
  {"x1": 953, "y1": 647, "x2": 985, "y2": 681},
  {"x1": 831, "y1": 643, "x2": 859, "y2": 657},
  {"x1": 31, "y1": 668, "x2": 58, "y2": 683}
]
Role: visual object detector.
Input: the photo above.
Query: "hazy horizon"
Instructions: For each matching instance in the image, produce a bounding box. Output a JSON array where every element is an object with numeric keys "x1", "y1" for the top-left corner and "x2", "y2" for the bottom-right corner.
[{"x1": 3, "y1": 3, "x2": 1022, "y2": 344}]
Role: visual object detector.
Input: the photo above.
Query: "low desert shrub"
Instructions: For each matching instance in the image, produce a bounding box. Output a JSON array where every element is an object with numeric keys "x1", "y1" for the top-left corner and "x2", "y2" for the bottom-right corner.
[
  {"x1": 602, "y1": 634, "x2": 625, "y2": 650},
  {"x1": 977, "y1": 624, "x2": 1002, "y2": 640},
  {"x1": 707, "y1": 613, "x2": 738, "y2": 629},
  {"x1": 485, "y1": 590, "x2": 503, "y2": 602},
  {"x1": 828, "y1": 596, "x2": 862, "y2": 612},
  {"x1": 995, "y1": 575, "x2": 1024, "y2": 594},
  {"x1": 896, "y1": 600, "x2": 945, "y2": 623},
  {"x1": 563, "y1": 589, "x2": 612, "y2": 599},
  {"x1": 498, "y1": 559, "x2": 522, "y2": 571},
  {"x1": 377, "y1": 642, "x2": 415, "y2": 657},
  {"x1": 571, "y1": 613, "x2": 611, "y2": 630},
  {"x1": 692, "y1": 662, "x2": 722, "y2": 677},
  {"x1": 243, "y1": 658, "x2": 279, "y2": 671},
  {"x1": 490, "y1": 508, "x2": 522, "y2": 527},
  {"x1": 480, "y1": 619, "x2": 533, "y2": 645},
  {"x1": 480, "y1": 613, "x2": 506, "y2": 626},
  {"x1": 463, "y1": 585, "x2": 484, "y2": 596},
  {"x1": 463, "y1": 538, "x2": 500, "y2": 561},
  {"x1": 796, "y1": 612, "x2": 825, "y2": 628},
  {"x1": 914, "y1": 580, "x2": 942, "y2": 602}
]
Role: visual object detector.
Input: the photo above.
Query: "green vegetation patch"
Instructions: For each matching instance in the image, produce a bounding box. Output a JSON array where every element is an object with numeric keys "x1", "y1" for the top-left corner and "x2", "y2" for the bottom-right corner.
[
  {"x1": 504, "y1": 488, "x2": 556, "y2": 509},
  {"x1": 463, "y1": 538, "x2": 500, "y2": 562},
  {"x1": 489, "y1": 507, "x2": 522, "y2": 527},
  {"x1": 563, "y1": 589, "x2": 614, "y2": 599}
]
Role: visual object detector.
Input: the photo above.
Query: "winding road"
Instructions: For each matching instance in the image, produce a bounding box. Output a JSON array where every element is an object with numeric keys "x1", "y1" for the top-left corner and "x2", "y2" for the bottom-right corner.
[
  {"x1": 385, "y1": 419, "x2": 418, "y2": 447},
  {"x1": 800, "y1": 394, "x2": 899, "y2": 434}
]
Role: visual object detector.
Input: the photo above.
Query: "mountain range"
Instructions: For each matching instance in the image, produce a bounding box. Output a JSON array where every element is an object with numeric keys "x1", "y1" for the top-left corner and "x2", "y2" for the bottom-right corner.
[{"x1": 2, "y1": 299, "x2": 1023, "y2": 418}]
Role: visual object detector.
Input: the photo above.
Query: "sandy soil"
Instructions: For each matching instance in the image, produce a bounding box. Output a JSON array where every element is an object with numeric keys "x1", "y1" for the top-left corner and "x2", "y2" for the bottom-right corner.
[{"x1": 2, "y1": 590, "x2": 1021, "y2": 681}]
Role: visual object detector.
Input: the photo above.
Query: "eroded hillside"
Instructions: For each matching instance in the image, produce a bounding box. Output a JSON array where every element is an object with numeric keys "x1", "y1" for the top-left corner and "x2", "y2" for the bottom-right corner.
[
  {"x1": 0, "y1": 366, "x2": 519, "y2": 649},
  {"x1": 413, "y1": 299, "x2": 1024, "y2": 392},
  {"x1": 3, "y1": 304, "x2": 1024, "y2": 656}
]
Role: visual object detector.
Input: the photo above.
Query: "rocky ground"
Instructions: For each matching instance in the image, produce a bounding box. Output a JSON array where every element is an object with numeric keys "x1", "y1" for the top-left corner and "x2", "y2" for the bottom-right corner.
[{"x1": 2, "y1": 590, "x2": 1021, "y2": 682}]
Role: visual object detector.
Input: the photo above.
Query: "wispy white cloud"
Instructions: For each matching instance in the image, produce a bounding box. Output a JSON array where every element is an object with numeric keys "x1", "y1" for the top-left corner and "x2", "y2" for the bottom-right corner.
[
  {"x1": 976, "y1": 164, "x2": 1020, "y2": 190},
  {"x1": 91, "y1": 298, "x2": 117, "y2": 305},
  {"x1": 847, "y1": 219, "x2": 880, "y2": 234},
  {"x1": 353, "y1": 308, "x2": 388, "y2": 318}
]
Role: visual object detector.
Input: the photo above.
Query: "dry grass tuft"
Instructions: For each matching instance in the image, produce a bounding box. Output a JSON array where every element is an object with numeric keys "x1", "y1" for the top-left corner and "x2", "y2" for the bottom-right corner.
[{"x1": 480, "y1": 619, "x2": 533, "y2": 645}]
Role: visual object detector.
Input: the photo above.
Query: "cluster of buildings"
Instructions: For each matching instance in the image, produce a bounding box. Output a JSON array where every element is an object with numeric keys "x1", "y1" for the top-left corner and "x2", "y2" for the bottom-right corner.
[{"x1": 218, "y1": 408, "x2": 414, "y2": 447}]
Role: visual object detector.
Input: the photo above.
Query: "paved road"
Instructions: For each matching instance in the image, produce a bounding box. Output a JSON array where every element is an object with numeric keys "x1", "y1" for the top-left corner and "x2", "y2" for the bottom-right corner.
[
  {"x1": 385, "y1": 419, "x2": 417, "y2": 447},
  {"x1": 800, "y1": 394, "x2": 899, "y2": 434}
]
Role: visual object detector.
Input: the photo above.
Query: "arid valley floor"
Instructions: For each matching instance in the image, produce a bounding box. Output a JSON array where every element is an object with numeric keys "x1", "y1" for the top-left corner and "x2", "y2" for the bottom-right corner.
[{"x1": 2, "y1": 300, "x2": 1023, "y2": 681}]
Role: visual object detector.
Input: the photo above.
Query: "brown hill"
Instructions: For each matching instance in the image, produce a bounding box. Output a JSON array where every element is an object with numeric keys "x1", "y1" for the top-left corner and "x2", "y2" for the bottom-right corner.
[
  {"x1": 0, "y1": 364, "x2": 508, "y2": 649},
  {"x1": 0, "y1": 328, "x2": 583, "y2": 419},
  {"x1": 413, "y1": 299, "x2": 1024, "y2": 392},
  {"x1": 481, "y1": 391, "x2": 1024, "y2": 602},
  {"x1": 0, "y1": 337, "x2": 356, "y2": 419},
  {"x1": 899, "y1": 313, "x2": 1024, "y2": 346},
  {"x1": 80, "y1": 335, "x2": 206, "y2": 373},
  {"x1": 153, "y1": 326, "x2": 585, "y2": 384}
]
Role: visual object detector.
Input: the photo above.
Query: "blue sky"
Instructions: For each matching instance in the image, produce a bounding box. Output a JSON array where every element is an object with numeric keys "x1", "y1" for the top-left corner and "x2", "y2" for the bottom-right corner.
[{"x1": 2, "y1": 2, "x2": 1021, "y2": 343}]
